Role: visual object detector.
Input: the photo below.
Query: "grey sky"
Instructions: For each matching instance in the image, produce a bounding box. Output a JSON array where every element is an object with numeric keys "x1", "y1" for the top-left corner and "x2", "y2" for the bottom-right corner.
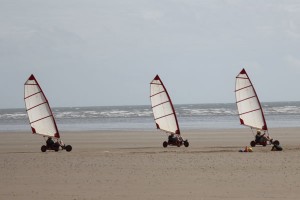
[{"x1": 1, "y1": 0, "x2": 300, "y2": 108}]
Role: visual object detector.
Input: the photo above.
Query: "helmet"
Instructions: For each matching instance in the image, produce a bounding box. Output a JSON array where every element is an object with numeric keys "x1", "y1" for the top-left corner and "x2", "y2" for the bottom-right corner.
[{"x1": 257, "y1": 130, "x2": 261, "y2": 135}]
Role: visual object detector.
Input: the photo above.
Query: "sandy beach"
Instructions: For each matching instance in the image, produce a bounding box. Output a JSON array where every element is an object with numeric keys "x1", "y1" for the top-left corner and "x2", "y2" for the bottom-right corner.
[{"x1": 0, "y1": 128, "x2": 300, "y2": 200}]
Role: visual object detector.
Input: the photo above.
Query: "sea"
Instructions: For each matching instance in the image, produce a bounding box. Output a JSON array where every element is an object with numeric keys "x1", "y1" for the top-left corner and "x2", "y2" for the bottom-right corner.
[{"x1": 1, "y1": 101, "x2": 300, "y2": 132}]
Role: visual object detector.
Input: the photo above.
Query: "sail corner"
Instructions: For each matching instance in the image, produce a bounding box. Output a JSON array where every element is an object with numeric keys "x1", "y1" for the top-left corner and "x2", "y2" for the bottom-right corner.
[
  {"x1": 156, "y1": 123, "x2": 160, "y2": 129},
  {"x1": 31, "y1": 127, "x2": 36, "y2": 134},
  {"x1": 29, "y1": 74, "x2": 35, "y2": 80},
  {"x1": 262, "y1": 125, "x2": 267, "y2": 131},
  {"x1": 240, "y1": 68, "x2": 246, "y2": 74},
  {"x1": 239, "y1": 118, "x2": 244, "y2": 125},
  {"x1": 154, "y1": 75, "x2": 160, "y2": 80},
  {"x1": 54, "y1": 133, "x2": 60, "y2": 138}
]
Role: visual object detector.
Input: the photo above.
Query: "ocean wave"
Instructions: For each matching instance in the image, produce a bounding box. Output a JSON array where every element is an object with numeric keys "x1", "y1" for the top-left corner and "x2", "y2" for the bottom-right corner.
[
  {"x1": 264, "y1": 106, "x2": 300, "y2": 115},
  {"x1": 0, "y1": 113, "x2": 27, "y2": 119},
  {"x1": 1, "y1": 103, "x2": 300, "y2": 122},
  {"x1": 179, "y1": 108, "x2": 237, "y2": 116}
]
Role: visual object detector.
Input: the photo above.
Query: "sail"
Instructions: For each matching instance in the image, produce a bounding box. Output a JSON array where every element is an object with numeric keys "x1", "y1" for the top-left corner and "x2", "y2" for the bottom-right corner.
[
  {"x1": 150, "y1": 75, "x2": 180, "y2": 135},
  {"x1": 235, "y1": 68, "x2": 267, "y2": 130},
  {"x1": 24, "y1": 74, "x2": 60, "y2": 138}
]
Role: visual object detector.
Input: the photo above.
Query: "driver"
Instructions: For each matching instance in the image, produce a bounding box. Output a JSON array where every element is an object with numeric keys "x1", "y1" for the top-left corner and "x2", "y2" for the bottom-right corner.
[
  {"x1": 46, "y1": 137, "x2": 54, "y2": 147},
  {"x1": 255, "y1": 130, "x2": 270, "y2": 143}
]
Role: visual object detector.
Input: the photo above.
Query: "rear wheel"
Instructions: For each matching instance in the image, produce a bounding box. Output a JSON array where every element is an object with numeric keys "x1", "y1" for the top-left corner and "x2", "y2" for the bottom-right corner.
[
  {"x1": 65, "y1": 145, "x2": 72, "y2": 152},
  {"x1": 184, "y1": 141, "x2": 189, "y2": 147},
  {"x1": 250, "y1": 141, "x2": 256, "y2": 147},
  {"x1": 41, "y1": 145, "x2": 47, "y2": 152},
  {"x1": 163, "y1": 141, "x2": 168, "y2": 148},
  {"x1": 273, "y1": 140, "x2": 280, "y2": 146}
]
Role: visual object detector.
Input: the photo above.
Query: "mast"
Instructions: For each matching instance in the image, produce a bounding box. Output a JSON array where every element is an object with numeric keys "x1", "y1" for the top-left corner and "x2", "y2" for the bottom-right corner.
[
  {"x1": 24, "y1": 74, "x2": 60, "y2": 138},
  {"x1": 150, "y1": 75, "x2": 180, "y2": 135},
  {"x1": 235, "y1": 68, "x2": 267, "y2": 131}
]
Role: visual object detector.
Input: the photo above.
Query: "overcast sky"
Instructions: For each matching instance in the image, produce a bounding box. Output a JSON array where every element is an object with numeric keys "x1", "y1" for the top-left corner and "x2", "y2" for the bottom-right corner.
[{"x1": 1, "y1": 0, "x2": 300, "y2": 108}]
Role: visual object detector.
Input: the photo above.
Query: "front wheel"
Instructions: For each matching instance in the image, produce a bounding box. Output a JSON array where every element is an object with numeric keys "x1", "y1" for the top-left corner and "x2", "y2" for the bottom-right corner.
[
  {"x1": 163, "y1": 141, "x2": 168, "y2": 148},
  {"x1": 65, "y1": 145, "x2": 72, "y2": 152},
  {"x1": 250, "y1": 141, "x2": 256, "y2": 147},
  {"x1": 184, "y1": 141, "x2": 189, "y2": 147},
  {"x1": 41, "y1": 145, "x2": 47, "y2": 152}
]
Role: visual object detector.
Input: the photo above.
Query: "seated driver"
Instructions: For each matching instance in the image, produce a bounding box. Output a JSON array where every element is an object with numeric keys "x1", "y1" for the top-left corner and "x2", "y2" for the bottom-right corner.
[
  {"x1": 168, "y1": 134, "x2": 176, "y2": 143},
  {"x1": 255, "y1": 130, "x2": 270, "y2": 143},
  {"x1": 46, "y1": 137, "x2": 54, "y2": 147}
]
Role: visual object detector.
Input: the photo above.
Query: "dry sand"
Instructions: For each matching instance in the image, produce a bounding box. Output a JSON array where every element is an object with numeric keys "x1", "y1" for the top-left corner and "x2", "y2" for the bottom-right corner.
[{"x1": 0, "y1": 128, "x2": 300, "y2": 200}]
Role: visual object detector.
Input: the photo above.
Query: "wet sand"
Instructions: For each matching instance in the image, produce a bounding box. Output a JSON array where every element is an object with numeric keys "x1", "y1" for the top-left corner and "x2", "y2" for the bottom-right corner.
[{"x1": 0, "y1": 128, "x2": 299, "y2": 200}]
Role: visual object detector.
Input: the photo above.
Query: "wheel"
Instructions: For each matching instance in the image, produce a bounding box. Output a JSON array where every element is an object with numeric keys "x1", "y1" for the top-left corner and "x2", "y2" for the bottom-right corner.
[
  {"x1": 163, "y1": 141, "x2": 168, "y2": 148},
  {"x1": 273, "y1": 140, "x2": 280, "y2": 146},
  {"x1": 65, "y1": 145, "x2": 72, "y2": 152},
  {"x1": 262, "y1": 142, "x2": 267, "y2": 147},
  {"x1": 53, "y1": 145, "x2": 59, "y2": 152},
  {"x1": 250, "y1": 141, "x2": 256, "y2": 147},
  {"x1": 184, "y1": 141, "x2": 189, "y2": 147},
  {"x1": 41, "y1": 145, "x2": 47, "y2": 152}
]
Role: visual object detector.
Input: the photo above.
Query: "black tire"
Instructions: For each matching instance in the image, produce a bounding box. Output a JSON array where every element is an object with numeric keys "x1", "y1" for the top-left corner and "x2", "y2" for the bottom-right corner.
[
  {"x1": 65, "y1": 145, "x2": 72, "y2": 152},
  {"x1": 273, "y1": 140, "x2": 280, "y2": 146},
  {"x1": 163, "y1": 141, "x2": 168, "y2": 148},
  {"x1": 54, "y1": 147, "x2": 59, "y2": 152},
  {"x1": 41, "y1": 145, "x2": 47, "y2": 152},
  {"x1": 250, "y1": 141, "x2": 256, "y2": 147},
  {"x1": 184, "y1": 141, "x2": 189, "y2": 147}
]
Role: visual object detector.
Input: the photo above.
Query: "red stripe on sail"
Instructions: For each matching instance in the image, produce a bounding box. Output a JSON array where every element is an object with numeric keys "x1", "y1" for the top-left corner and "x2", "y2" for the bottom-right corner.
[
  {"x1": 236, "y1": 95, "x2": 256, "y2": 104},
  {"x1": 24, "y1": 91, "x2": 42, "y2": 99},
  {"x1": 235, "y1": 85, "x2": 252, "y2": 92},
  {"x1": 154, "y1": 113, "x2": 174, "y2": 121},
  {"x1": 27, "y1": 102, "x2": 47, "y2": 111},
  {"x1": 152, "y1": 100, "x2": 169, "y2": 108},
  {"x1": 30, "y1": 115, "x2": 52, "y2": 124},
  {"x1": 239, "y1": 108, "x2": 260, "y2": 116},
  {"x1": 151, "y1": 83, "x2": 162, "y2": 85},
  {"x1": 150, "y1": 90, "x2": 165, "y2": 97}
]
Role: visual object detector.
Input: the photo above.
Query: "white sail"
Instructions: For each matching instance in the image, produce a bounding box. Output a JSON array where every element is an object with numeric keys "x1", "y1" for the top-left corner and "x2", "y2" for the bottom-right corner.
[
  {"x1": 24, "y1": 74, "x2": 60, "y2": 138},
  {"x1": 235, "y1": 69, "x2": 267, "y2": 130},
  {"x1": 150, "y1": 75, "x2": 180, "y2": 135}
]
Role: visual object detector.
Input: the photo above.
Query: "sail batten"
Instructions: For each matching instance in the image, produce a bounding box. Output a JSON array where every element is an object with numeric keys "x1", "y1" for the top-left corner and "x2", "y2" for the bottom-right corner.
[
  {"x1": 150, "y1": 90, "x2": 166, "y2": 97},
  {"x1": 236, "y1": 95, "x2": 256, "y2": 103},
  {"x1": 235, "y1": 85, "x2": 252, "y2": 92},
  {"x1": 30, "y1": 115, "x2": 52, "y2": 124},
  {"x1": 24, "y1": 91, "x2": 42, "y2": 99},
  {"x1": 154, "y1": 113, "x2": 174, "y2": 121},
  {"x1": 235, "y1": 68, "x2": 267, "y2": 131},
  {"x1": 150, "y1": 75, "x2": 180, "y2": 135},
  {"x1": 239, "y1": 108, "x2": 261, "y2": 116},
  {"x1": 27, "y1": 102, "x2": 48, "y2": 111},
  {"x1": 24, "y1": 74, "x2": 60, "y2": 138},
  {"x1": 152, "y1": 100, "x2": 170, "y2": 108}
]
